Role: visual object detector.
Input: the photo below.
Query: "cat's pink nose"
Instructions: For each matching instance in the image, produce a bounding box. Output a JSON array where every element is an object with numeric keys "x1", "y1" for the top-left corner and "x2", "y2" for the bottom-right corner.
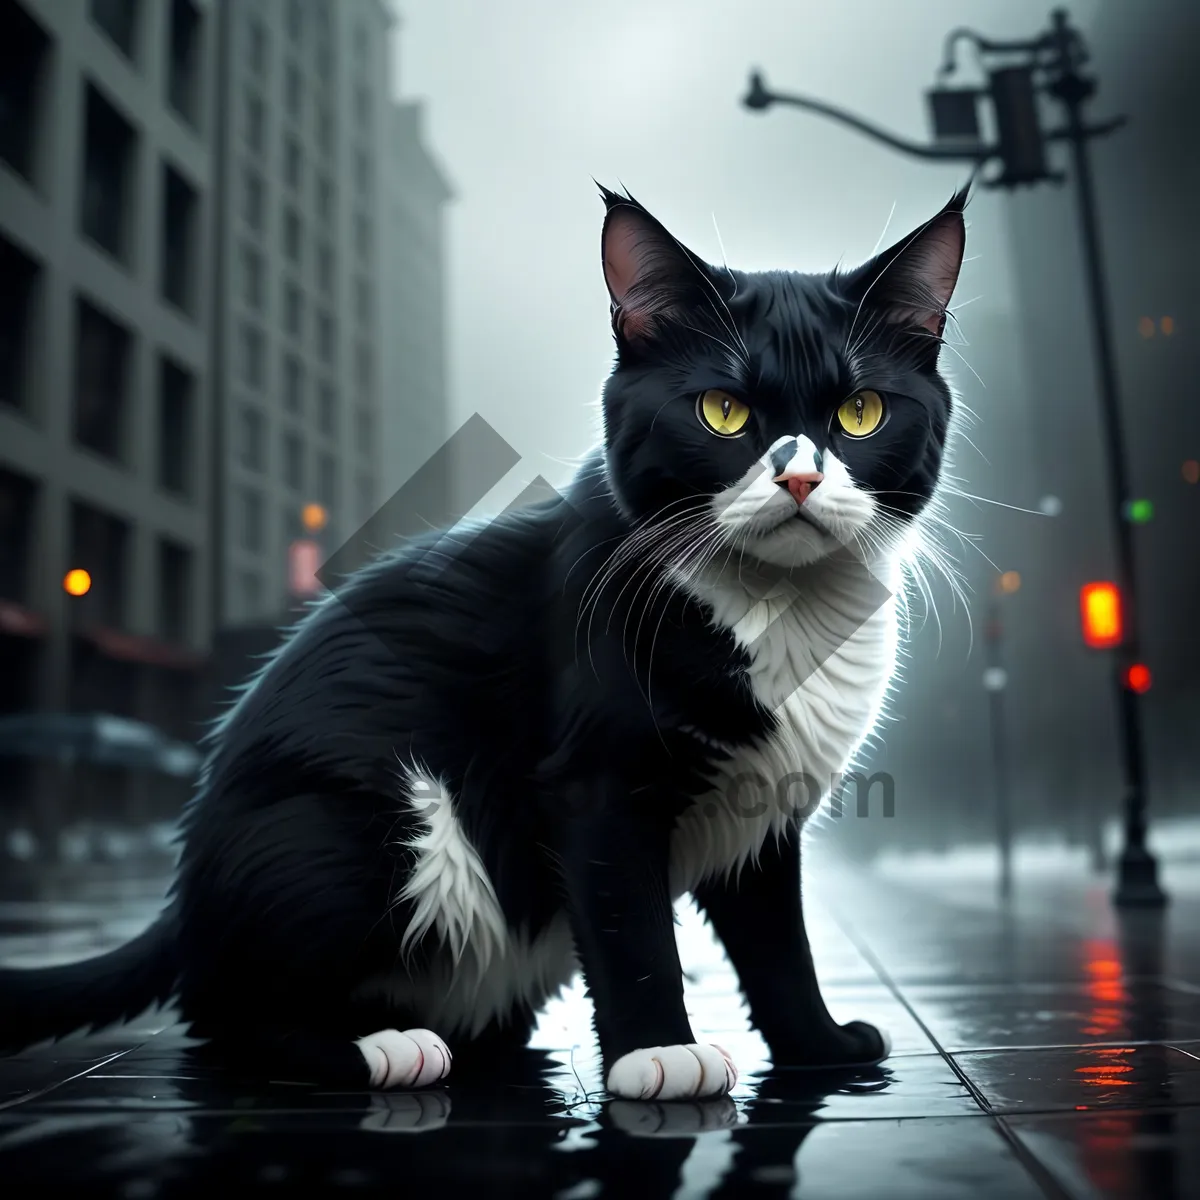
[{"x1": 774, "y1": 471, "x2": 823, "y2": 506}]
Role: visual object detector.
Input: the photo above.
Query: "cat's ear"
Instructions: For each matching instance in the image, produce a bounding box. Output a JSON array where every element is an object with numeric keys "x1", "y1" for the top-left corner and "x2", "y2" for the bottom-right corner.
[
  {"x1": 844, "y1": 186, "x2": 968, "y2": 338},
  {"x1": 598, "y1": 185, "x2": 708, "y2": 345}
]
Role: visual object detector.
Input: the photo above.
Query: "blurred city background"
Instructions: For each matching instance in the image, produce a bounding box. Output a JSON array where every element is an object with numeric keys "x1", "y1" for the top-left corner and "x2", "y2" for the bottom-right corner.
[{"x1": 0, "y1": 0, "x2": 1195, "y2": 883}]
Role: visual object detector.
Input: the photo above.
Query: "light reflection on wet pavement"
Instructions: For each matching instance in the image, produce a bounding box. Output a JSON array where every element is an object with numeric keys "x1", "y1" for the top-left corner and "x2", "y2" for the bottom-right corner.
[{"x1": 3, "y1": 848, "x2": 1200, "y2": 1197}]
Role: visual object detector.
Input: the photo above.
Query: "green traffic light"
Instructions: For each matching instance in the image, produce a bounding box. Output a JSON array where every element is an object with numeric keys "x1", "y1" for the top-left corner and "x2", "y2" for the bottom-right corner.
[{"x1": 1126, "y1": 499, "x2": 1154, "y2": 524}]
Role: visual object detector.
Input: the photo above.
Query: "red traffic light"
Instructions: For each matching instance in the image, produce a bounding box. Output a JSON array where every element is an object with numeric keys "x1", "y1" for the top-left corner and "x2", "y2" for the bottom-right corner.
[
  {"x1": 1080, "y1": 582, "x2": 1123, "y2": 649},
  {"x1": 1124, "y1": 663, "x2": 1152, "y2": 693}
]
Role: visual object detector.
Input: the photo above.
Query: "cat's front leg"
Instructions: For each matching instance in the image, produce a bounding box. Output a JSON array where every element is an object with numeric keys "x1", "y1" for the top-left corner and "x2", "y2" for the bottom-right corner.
[
  {"x1": 554, "y1": 775, "x2": 737, "y2": 1101},
  {"x1": 693, "y1": 827, "x2": 890, "y2": 1069}
]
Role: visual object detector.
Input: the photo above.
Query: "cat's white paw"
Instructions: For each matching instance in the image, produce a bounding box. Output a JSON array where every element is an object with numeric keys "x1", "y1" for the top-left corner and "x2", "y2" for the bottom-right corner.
[
  {"x1": 355, "y1": 1028, "x2": 452, "y2": 1089},
  {"x1": 606, "y1": 1043, "x2": 737, "y2": 1101}
]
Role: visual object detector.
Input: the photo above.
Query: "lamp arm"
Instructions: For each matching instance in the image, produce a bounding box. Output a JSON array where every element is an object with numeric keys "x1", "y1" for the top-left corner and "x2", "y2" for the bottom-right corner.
[{"x1": 745, "y1": 82, "x2": 989, "y2": 163}]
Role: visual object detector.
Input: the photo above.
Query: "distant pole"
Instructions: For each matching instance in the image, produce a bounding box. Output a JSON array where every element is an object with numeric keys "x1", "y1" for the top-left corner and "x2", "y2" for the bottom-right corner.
[{"x1": 984, "y1": 595, "x2": 1013, "y2": 901}]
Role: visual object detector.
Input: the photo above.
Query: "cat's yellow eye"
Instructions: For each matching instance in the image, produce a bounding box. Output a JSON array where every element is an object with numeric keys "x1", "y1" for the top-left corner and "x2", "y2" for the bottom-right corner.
[
  {"x1": 697, "y1": 389, "x2": 751, "y2": 438},
  {"x1": 835, "y1": 390, "x2": 885, "y2": 438}
]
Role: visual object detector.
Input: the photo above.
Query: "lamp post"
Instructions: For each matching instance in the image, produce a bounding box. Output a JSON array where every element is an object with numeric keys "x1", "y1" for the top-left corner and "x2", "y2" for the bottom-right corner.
[{"x1": 744, "y1": 7, "x2": 1165, "y2": 907}]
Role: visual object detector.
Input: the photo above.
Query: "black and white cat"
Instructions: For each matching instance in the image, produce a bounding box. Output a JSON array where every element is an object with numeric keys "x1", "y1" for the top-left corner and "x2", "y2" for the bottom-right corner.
[{"x1": 0, "y1": 185, "x2": 966, "y2": 1101}]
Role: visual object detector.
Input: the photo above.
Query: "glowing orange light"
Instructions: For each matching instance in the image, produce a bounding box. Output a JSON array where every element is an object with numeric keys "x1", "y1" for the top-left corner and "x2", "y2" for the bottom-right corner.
[
  {"x1": 1160, "y1": 316, "x2": 1175, "y2": 336},
  {"x1": 998, "y1": 570, "x2": 1021, "y2": 594},
  {"x1": 1124, "y1": 663, "x2": 1152, "y2": 694},
  {"x1": 1137, "y1": 316, "x2": 1155, "y2": 338},
  {"x1": 63, "y1": 569, "x2": 92, "y2": 597},
  {"x1": 1183, "y1": 460, "x2": 1200, "y2": 485},
  {"x1": 1080, "y1": 582, "x2": 1123, "y2": 649},
  {"x1": 301, "y1": 502, "x2": 328, "y2": 532}
]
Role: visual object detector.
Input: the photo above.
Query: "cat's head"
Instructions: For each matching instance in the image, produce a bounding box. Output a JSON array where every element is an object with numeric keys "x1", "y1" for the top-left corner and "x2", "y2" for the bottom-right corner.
[{"x1": 598, "y1": 186, "x2": 966, "y2": 571}]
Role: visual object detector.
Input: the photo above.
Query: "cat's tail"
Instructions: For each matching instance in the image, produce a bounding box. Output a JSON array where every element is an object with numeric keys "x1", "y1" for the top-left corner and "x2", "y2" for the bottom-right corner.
[{"x1": 0, "y1": 910, "x2": 179, "y2": 1052}]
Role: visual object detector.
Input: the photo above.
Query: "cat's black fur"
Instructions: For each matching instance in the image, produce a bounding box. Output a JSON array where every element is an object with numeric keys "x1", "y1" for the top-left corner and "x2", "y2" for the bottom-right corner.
[{"x1": 0, "y1": 185, "x2": 966, "y2": 1091}]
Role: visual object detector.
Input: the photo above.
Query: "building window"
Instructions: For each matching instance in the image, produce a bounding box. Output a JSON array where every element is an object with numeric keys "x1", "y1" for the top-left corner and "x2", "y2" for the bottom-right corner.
[
  {"x1": 157, "y1": 356, "x2": 193, "y2": 496},
  {"x1": 314, "y1": 35, "x2": 331, "y2": 81},
  {"x1": 283, "y1": 503, "x2": 304, "y2": 546},
  {"x1": 0, "y1": 233, "x2": 41, "y2": 414},
  {"x1": 354, "y1": 84, "x2": 372, "y2": 128},
  {"x1": 157, "y1": 538, "x2": 192, "y2": 642},
  {"x1": 284, "y1": 134, "x2": 302, "y2": 191},
  {"x1": 285, "y1": 60, "x2": 302, "y2": 120},
  {"x1": 239, "y1": 322, "x2": 264, "y2": 389},
  {"x1": 355, "y1": 405, "x2": 373, "y2": 457},
  {"x1": 354, "y1": 148, "x2": 371, "y2": 195},
  {"x1": 283, "y1": 280, "x2": 303, "y2": 338},
  {"x1": 81, "y1": 84, "x2": 137, "y2": 264},
  {"x1": 239, "y1": 243, "x2": 263, "y2": 310},
  {"x1": 316, "y1": 241, "x2": 334, "y2": 295},
  {"x1": 0, "y1": 0, "x2": 52, "y2": 186},
  {"x1": 283, "y1": 207, "x2": 302, "y2": 265},
  {"x1": 160, "y1": 162, "x2": 199, "y2": 315},
  {"x1": 247, "y1": 15, "x2": 267, "y2": 74},
  {"x1": 316, "y1": 174, "x2": 333, "y2": 223},
  {"x1": 0, "y1": 464, "x2": 37, "y2": 605},
  {"x1": 287, "y1": 0, "x2": 304, "y2": 42},
  {"x1": 242, "y1": 164, "x2": 265, "y2": 232},
  {"x1": 317, "y1": 452, "x2": 337, "y2": 508},
  {"x1": 244, "y1": 87, "x2": 265, "y2": 153},
  {"x1": 166, "y1": 0, "x2": 202, "y2": 127},
  {"x1": 317, "y1": 311, "x2": 335, "y2": 365},
  {"x1": 356, "y1": 474, "x2": 375, "y2": 522},
  {"x1": 354, "y1": 341, "x2": 373, "y2": 392},
  {"x1": 91, "y1": 0, "x2": 140, "y2": 60},
  {"x1": 239, "y1": 404, "x2": 264, "y2": 471},
  {"x1": 239, "y1": 569, "x2": 263, "y2": 618},
  {"x1": 69, "y1": 500, "x2": 131, "y2": 628},
  {"x1": 240, "y1": 487, "x2": 264, "y2": 552},
  {"x1": 354, "y1": 211, "x2": 372, "y2": 262},
  {"x1": 283, "y1": 430, "x2": 304, "y2": 491},
  {"x1": 354, "y1": 276, "x2": 372, "y2": 326},
  {"x1": 317, "y1": 382, "x2": 336, "y2": 436},
  {"x1": 315, "y1": 101, "x2": 333, "y2": 156},
  {"x1": 283, "y1": 353, "x2": 303, "y2": 414},
  {"x1": 74, "y1": 298, "x2": 132, "y2": 463}
]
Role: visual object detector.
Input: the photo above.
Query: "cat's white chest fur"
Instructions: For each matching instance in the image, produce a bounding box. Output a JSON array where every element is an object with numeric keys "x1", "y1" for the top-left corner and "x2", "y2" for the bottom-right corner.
[{"x1": 668, "y1": 552, "x2": 900, "y2": 896}]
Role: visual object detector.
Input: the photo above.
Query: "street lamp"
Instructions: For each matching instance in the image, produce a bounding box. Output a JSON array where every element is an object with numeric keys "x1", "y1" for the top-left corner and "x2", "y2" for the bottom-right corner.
[{"x1": 744, "y1": 8, "x2": 1165, "y2": 907}]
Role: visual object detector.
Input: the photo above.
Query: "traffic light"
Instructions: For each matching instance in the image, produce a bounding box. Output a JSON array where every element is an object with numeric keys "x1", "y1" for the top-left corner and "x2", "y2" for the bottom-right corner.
[
  {"x1": 1124, "y1": 663, "x2": 1152, "y2": 693},
  {"x1": 1080, "y1": 581, "x2": 1123, "y2": 649}
]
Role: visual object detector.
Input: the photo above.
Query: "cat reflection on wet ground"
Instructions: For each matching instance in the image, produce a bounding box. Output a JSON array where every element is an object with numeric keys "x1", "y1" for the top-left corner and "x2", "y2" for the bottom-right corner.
[{"x1": 0, "y1": 1044, "x2": 877, "y2": 1197}]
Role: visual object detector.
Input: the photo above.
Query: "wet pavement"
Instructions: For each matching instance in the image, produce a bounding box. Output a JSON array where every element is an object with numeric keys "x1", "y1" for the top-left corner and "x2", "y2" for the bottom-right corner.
[{"x1": 2, "y1": 844, "x2": 1200, "y2": 1198}]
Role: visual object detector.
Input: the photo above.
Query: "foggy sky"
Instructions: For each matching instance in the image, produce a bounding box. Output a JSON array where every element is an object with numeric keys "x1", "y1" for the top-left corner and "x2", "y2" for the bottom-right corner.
[{"x1": 391, "y1": 0, "x2": 1101, "y2": 508}]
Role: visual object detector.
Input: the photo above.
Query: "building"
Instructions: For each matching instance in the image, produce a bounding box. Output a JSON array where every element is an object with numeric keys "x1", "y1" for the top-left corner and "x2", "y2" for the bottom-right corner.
[
  {"x1": 0, "y1": 0, "x2": 457, "y2": 845},
  {"x1": 379, "y1": 99, "x2": 453, "y2": 514},
  {"x1": 210, "y1": 0, "x2": 398, "y2": 628},
  {"x1": 998, "y1": 0, "x2": 1200, "y2": 829},
  {"x1": 836, "y1": 2, "x2": 1200, "y2": 862},
  {"x1": 0, "y1": 0, "x2": 216, "y2": 829}
]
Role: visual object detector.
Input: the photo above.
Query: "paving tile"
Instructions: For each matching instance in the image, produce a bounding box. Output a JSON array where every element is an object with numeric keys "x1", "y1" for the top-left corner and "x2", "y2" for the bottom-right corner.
[
  {"x1": 954, "y1": 1044, "x2": 1200, "y2": 1114},
  {"x1": 1005, "y1": 1107, "x2": 1200, "y2": 1200},
  {"x1": 904, "y1": 980, "x2": 1200, "y2": 1052},
  {"x1": 0, "y1": 1103, "x2": 1042, "y2": 1200}
]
